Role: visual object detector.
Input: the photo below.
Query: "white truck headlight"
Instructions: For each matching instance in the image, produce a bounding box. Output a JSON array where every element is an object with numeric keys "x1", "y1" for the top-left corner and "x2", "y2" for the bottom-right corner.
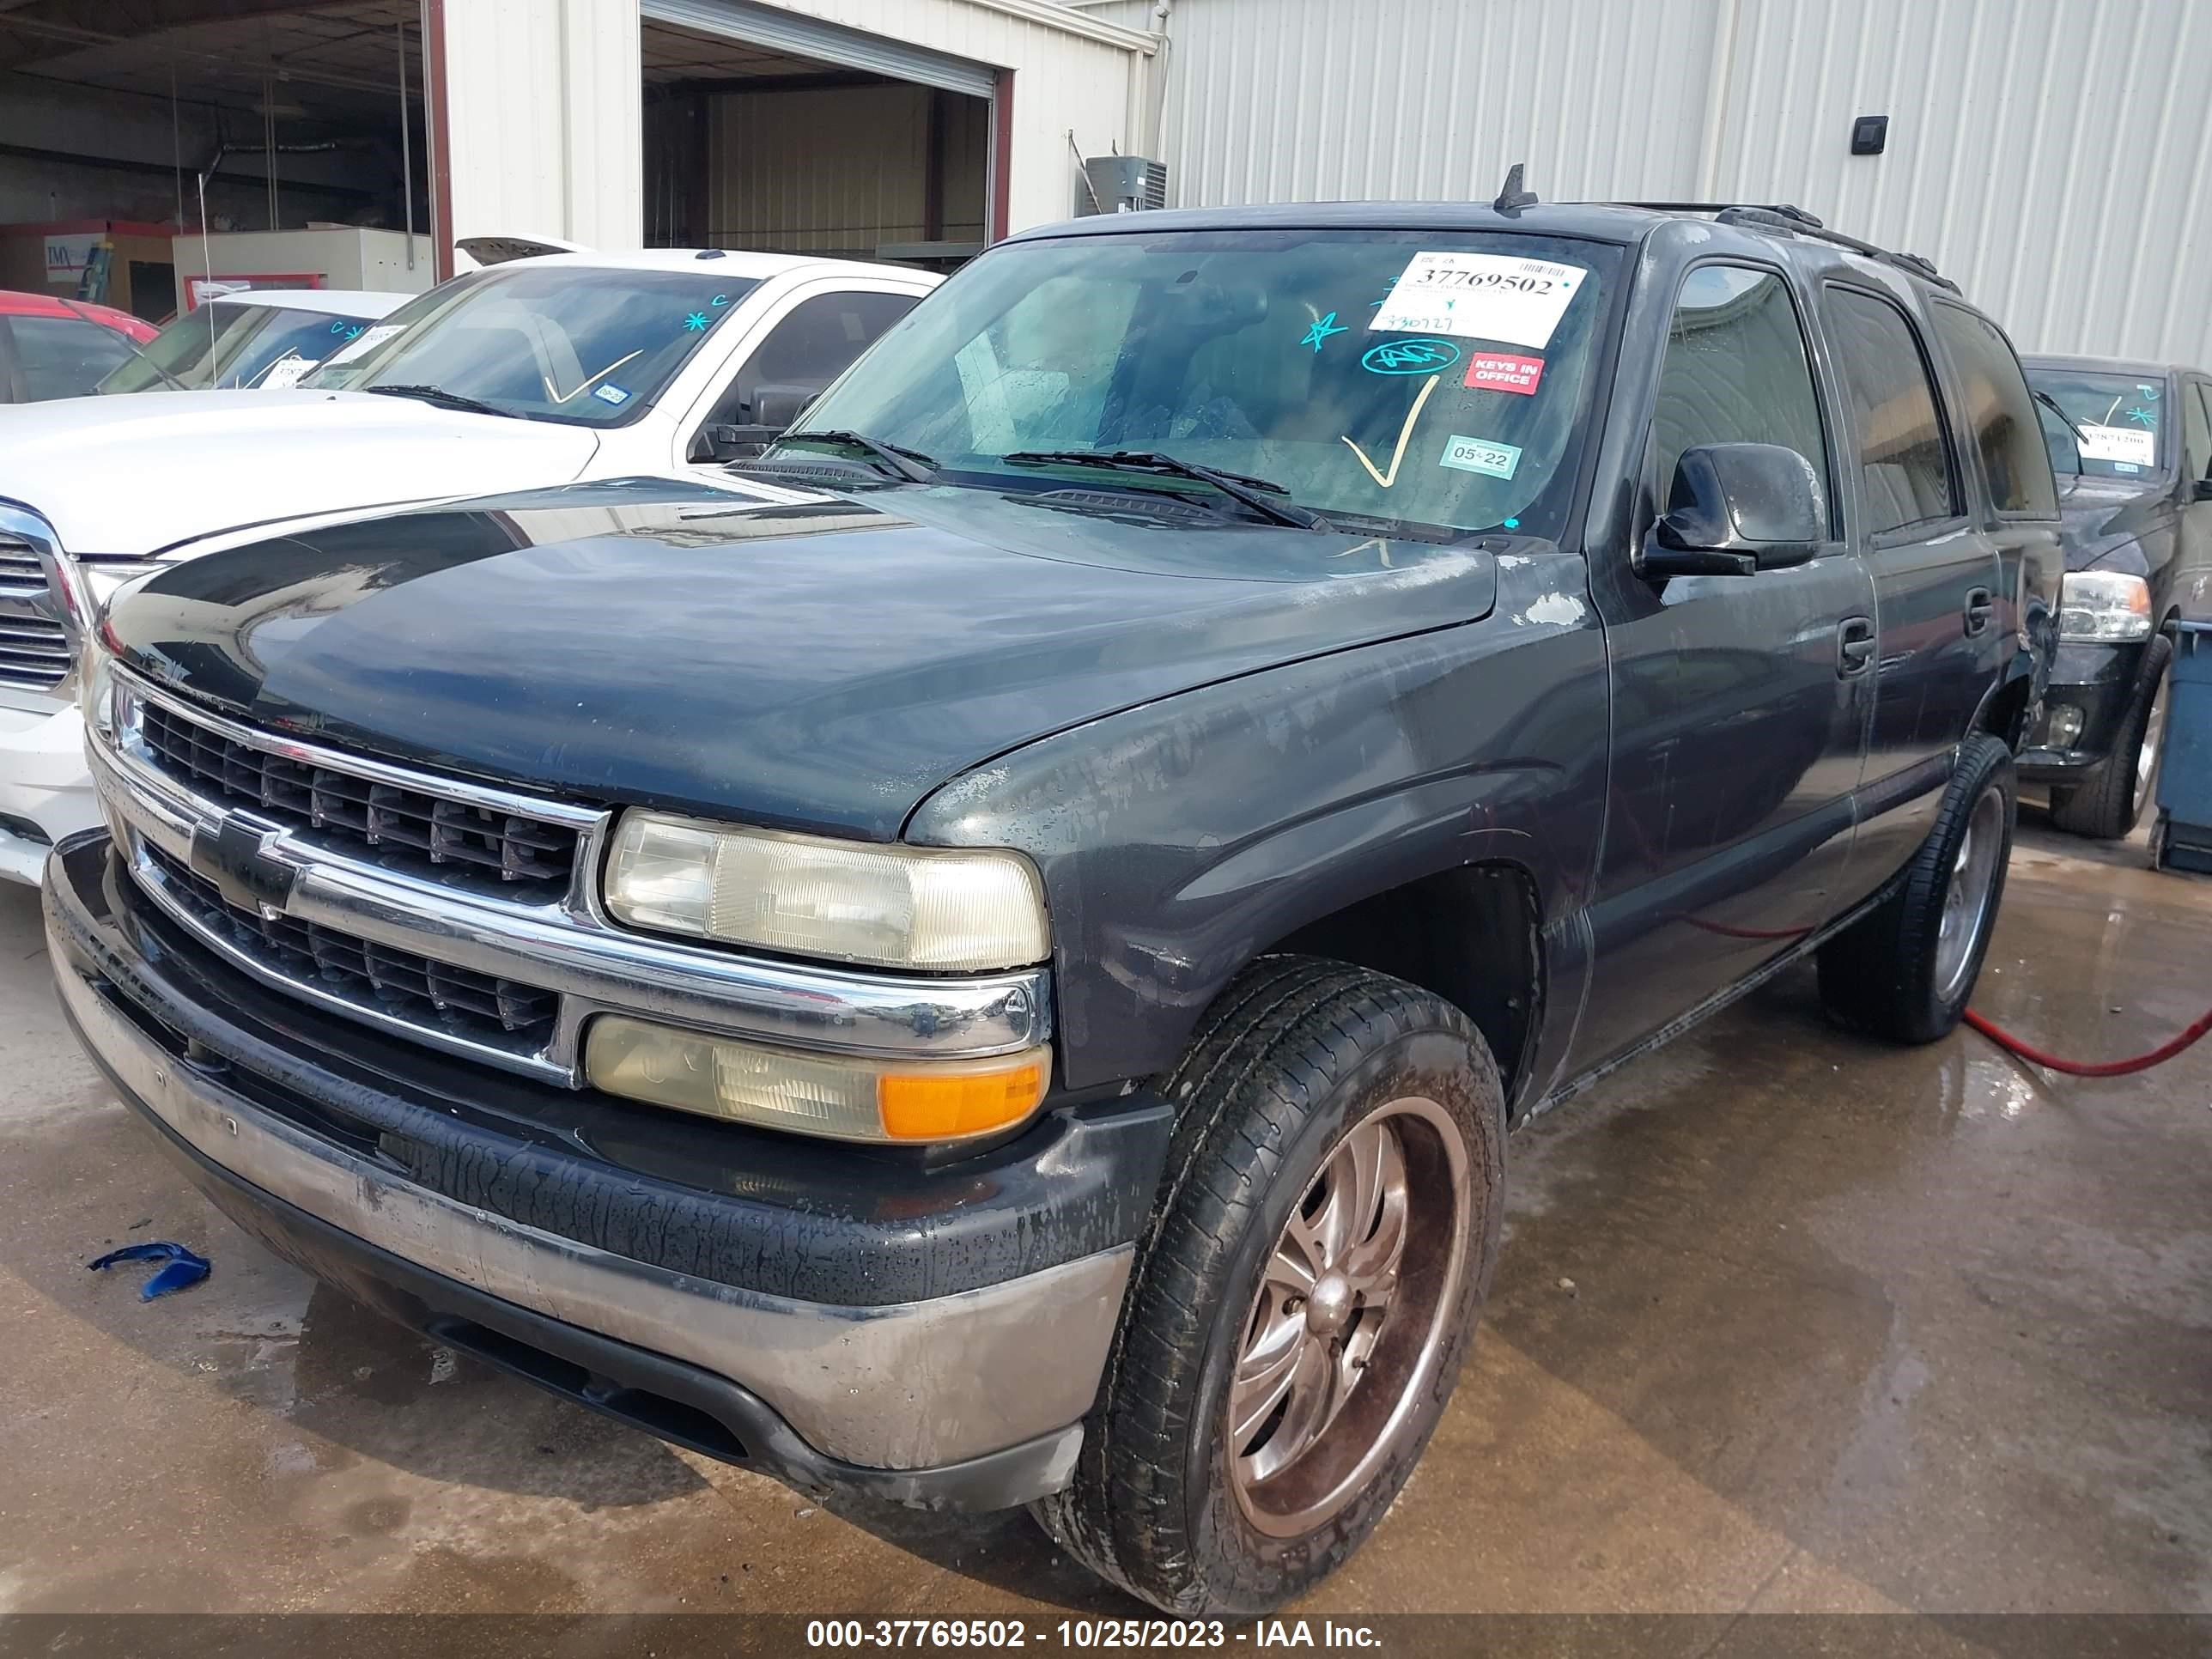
[
  {"x1": 77, "y1": 627, "x2": 115, "y2": 737},
  {"x1": 604, "y1": 811, "x2": 1050, "y2": 972},
  {"x1": 2058, "y1": 570, "x2": 2153, "y2": 641}
]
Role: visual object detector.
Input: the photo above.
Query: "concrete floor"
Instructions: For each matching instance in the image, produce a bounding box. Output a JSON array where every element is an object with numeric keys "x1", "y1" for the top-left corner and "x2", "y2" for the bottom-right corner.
[{"x1": 1, "y1": 817, "x2": 2206, "y2": 1624}]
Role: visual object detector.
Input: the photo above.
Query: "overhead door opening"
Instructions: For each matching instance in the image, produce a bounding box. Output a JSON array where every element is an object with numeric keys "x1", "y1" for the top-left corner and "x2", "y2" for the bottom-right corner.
[
  {"x1": 0, "y1": 0, "x2": 432, "y2": 331},
  {"x1": 641, "y1": 3, "x2": 997, "y2": 273}
]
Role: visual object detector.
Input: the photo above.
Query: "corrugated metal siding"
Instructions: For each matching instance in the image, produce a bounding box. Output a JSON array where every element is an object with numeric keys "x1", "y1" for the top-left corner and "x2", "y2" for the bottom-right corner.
[
  {"x1": 1134, "y1": 0, "x2": 1721, "y2": 207},
  {"x1": 705, "y1": 85, "x2": 988, "y2": 254},
  {"x1": 1705, "y1": 0, "x2": 2212, "y2": 365},
  {"x1": 442, "y1": 0, "x2": 644, "y2": 251},
  {"x1": 1120, "y1": 0, "x2": 2212, "y2": 365}
]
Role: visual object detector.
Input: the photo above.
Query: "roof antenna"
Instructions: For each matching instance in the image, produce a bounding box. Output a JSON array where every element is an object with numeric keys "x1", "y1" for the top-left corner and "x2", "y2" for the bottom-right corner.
[{"x1": 1492, "y1": 161, "x2": 1538, "y2": 216}]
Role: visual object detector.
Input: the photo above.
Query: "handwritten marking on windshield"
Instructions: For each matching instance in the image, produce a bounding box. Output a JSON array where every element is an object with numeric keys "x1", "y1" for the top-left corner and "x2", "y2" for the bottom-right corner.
[
  {"x1": 1300, "y1": 312, "x2": 1346, "y2": 353},
  {"x1": 1341, "y1": 375, "x2": 1439, "y2": 489},
  {"x1": 683, "y1": 312, "x2": 709, "y2": 331},
  {"x1": 1362, "y1": 338, "x2": 1459, "y2": 375},
  {"x1": 542, "y1": 349, "x2": 645, "y2": 405}
]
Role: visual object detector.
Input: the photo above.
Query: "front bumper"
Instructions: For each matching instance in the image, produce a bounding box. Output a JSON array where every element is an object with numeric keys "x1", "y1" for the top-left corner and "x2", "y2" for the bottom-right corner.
[
  {"x1": 46, "y1": 836, "x2": 1172, "y2": 1509},
  {"x1": 0, "y1": 696, "x2": 94, "y2": 882},
  {"x1": 2017, "y1": 638, "x2": 2148, "y2": 777}
]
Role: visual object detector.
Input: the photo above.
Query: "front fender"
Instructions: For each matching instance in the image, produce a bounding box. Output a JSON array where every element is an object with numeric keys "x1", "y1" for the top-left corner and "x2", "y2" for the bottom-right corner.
[{"x1": 904, "y1": 557, "x2": 1612, "y2": 1092}]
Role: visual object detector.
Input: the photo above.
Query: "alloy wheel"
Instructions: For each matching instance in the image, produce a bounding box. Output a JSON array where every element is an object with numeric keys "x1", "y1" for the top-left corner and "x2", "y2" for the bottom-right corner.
[{"x1": 1228, "y1": 1097, "x2": 1470, "y2": 1538}]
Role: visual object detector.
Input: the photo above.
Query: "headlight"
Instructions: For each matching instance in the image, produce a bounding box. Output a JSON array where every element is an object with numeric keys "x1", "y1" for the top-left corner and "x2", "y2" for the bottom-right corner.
[
  {"x1": 604, "y1": 811, "x2": 1050, "y2": 972},
  {"x1": 81, "y1": 560, "x2": 161, "y2": 611},
  {"x1": 2058, "y1": 570, "x2": 2153, "y2": 641},
  {"x1": 585, "y1": 1015, "x2": 1051, "y2": 1143}
]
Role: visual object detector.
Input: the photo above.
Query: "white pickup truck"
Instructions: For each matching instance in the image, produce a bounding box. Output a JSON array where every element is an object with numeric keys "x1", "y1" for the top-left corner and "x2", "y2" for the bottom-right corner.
[{"x1": 0, "y1": 243, "x2": 937, "y2": 879}]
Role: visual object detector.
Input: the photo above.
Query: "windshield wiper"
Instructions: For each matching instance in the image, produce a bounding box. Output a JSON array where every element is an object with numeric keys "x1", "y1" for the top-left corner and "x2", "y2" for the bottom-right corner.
[
  {"x1": 775, "y1": 429, "x2": 939, "y2": 483},
  {"x1": 367, "y1": 383, "x2": 510, "y2": 419},
  {"x1": 2033, "y1": 389, "x2": 2087, "y2": 476},
  {"x1": 1002, "y1": 450, "x2": 1329, "y2": 530},
  {"x1": 61, "y1": 297, "x2": 189, "y2": 392}
]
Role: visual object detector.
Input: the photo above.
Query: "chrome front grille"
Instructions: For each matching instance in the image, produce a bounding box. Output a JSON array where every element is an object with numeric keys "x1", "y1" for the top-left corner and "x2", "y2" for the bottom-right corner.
[
  {"x1": 93, "y1": 666, "x2": 1053, "y2": 1088},
  {"x1": 143, "y1": 842, "x2": 558, "y2": 1056},
  {"x1": 136, "y1": 697, "x2": 582, "y2": 892},
  {"x1": 0, "y1": 538, "x2": 70, "y2": 691}
]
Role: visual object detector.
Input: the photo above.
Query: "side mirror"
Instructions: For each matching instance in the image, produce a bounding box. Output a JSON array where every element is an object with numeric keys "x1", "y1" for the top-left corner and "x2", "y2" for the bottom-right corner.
[
  {"x1": 1641, "y1": 442, "x2": 1826, "y2": 578},
  {"x1": 2193, "y1": 477, "x2": 2212, "y2": 501}
]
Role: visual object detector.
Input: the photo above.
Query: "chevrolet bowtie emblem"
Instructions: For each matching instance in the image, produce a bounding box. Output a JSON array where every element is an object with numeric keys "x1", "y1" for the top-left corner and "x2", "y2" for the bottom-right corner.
[{"x1": 188, "y1": 813, "x2": 297, "y2": 915}]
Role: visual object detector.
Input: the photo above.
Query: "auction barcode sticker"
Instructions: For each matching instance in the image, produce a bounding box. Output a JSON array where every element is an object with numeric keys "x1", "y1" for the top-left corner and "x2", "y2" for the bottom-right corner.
[
  {"x1": 1371, "y1": 252, "x2": 1587, "y2": 348},
  {"x1": 2077, "y1": 423, "x2": 2156, "y2": 466}
]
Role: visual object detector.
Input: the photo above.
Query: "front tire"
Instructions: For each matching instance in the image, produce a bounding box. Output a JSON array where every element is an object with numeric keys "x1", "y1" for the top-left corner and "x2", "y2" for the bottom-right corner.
[
  {"x1": 1034, "y1": 957, "x2": 1505, "y2": 1614},
  {"x1": 2051, "y1": 634, "x2": 2172, "y2": 841},
  {"x1": 1818, "y1": 732, "x2": 2015, "y2": 1043}
]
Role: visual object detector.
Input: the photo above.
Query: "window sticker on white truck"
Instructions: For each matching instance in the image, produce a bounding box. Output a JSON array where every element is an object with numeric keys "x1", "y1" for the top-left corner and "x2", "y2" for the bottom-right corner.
[
  {"x1": 1370, "y1": 253, "x2": 1586, "y2": 348},
  {"x1": 325, "y1": 323, "x2": 402, "y2": 366}
]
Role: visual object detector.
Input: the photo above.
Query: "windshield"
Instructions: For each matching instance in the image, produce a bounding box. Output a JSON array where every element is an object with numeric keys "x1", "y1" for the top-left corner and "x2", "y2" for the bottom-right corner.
[
  {"x1": 305, "y1": 264, "x2": 763, "y2": 425},
  {"x1": 796, "y1": 228, "x2": 1621, "y2": 540},
  {"x1": 97, "y1": 301, "x2": 385, "y2": 393},
  {"x1": 2027, "y1": 368, "x2": 2167, "y2": 480}
]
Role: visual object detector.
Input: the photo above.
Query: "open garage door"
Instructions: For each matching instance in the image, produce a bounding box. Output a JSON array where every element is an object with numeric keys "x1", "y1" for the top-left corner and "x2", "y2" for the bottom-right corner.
[
  {"x1": 0, "y1": 0, "x2": 432, "y2": 325},
  {"x1": 641, "y1": 0, "x2": 1000, "y2": 272}
]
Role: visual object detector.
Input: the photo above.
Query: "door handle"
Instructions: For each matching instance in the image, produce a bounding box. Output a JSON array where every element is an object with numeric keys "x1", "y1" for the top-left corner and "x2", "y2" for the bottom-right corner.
[
  {"x1": 1837, "y1": 616, "x2": 1876, "y2": 677},
  {"x1": 1964, "y1": 586, "x2": 1995, "y2": 636}
]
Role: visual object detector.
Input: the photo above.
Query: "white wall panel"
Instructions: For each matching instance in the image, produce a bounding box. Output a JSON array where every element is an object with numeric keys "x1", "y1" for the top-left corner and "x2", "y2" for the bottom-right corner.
[
  {"x1": 1705, "y1": 0, "x2": 2212, "y2": 365},
  {"x1": 1134, "y1": 0, "x2": 1722, "y2": 209},
  {"x1": 1113, "y1": 0, "x2": 2212, "y2": 366},
  {"x1": 442, "y1": 0, "x2": 645, "y2": 252}
]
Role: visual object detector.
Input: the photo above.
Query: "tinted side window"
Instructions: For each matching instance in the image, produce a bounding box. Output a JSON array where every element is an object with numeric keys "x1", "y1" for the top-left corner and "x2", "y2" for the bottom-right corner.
[
  {"x1": 7, "y1": 314, "x2": 136, "y2": 401},
  {"x1": 1650, "y1": 264, "x2": 1831, "y2": 518},
  {"x1": 704, "y1": 290, "x2": 919, "y2": 429},
  {"x1": 2186, "y1": 381, "x2": 2212, "y2": 483},
  {"x1": 1823, "y1": 288, "x2": 1960, "y2": 534},
  {"x1": 1931, "y1": 305, "x2": 2058, "y2": 518}
]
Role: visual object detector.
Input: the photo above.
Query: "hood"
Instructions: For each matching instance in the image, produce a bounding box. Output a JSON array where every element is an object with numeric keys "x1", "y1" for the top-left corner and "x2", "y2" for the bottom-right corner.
[
  {"x1": 2054, "y1": 471, "x2": 2173, "y2": 571},
  {"x1": 106, "y1": 480, "x2": 1504, "y2": 839},
  {"x1": 0, "y1": 390, "x2": 601, "y2": 557}
]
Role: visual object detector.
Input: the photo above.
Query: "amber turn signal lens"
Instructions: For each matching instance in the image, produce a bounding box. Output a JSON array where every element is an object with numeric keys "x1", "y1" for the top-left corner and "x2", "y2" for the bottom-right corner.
[
  {"x1": 878, "y1": 1056, "x2": 1051, "y2": 1141},
  {"x1": 586, "y1": 1013, "x2": 1050, "y2": 1144}
]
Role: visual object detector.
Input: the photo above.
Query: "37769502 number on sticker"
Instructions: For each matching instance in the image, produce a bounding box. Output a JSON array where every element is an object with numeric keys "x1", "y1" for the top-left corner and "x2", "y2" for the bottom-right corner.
[{"x1": 1370, "y1": 252, "x2": 1585, "y2": 348}]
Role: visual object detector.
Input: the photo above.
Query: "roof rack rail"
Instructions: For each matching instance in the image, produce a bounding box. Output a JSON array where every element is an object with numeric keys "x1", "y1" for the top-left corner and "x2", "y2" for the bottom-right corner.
[{"x1": 1604, "y1": 200, "x2": 1961, "y2": 295}]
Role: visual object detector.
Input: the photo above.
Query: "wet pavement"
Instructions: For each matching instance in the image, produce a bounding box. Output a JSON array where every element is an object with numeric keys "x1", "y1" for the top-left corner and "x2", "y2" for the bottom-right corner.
[{"x1": 0, "y1": 817, "x2": 2206, "y2": 1622}]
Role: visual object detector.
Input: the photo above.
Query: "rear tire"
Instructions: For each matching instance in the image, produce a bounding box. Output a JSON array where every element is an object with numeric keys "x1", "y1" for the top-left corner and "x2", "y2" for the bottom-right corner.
[
  {"x1": 1033, "y1": 956, "x2": 1505, "y2": 1615},
  {"x1": 1818, "y1": 732, "x2": 2015, "y2": 1043},
  {"x1": 2051, "y1": 634, "x2": 2172, "y2": 841}
]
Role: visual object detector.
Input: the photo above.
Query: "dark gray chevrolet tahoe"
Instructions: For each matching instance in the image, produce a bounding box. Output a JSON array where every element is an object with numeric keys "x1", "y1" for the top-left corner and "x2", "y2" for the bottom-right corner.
[{"x1": 46, "y1": 199, "x2": 2060, "y2": 1613}]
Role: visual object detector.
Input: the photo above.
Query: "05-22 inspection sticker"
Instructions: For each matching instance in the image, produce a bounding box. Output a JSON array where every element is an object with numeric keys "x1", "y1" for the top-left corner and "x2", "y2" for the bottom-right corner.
[
  {"x1": 1439, "y1": 434, "x2": 1521, "y2": 480},
  {"x1": 1371, "y1": 252, "x2": 1586, "y2": 348}
]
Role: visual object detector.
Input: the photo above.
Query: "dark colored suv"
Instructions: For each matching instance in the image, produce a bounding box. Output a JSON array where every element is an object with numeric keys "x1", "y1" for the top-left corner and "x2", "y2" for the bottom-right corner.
[
  {"x1": 47, "y1": 198, "x2": 2058, "y2": 1614},
  {"x1": 2021, "y1": 356, "x2": 2212, "y2": 839}
]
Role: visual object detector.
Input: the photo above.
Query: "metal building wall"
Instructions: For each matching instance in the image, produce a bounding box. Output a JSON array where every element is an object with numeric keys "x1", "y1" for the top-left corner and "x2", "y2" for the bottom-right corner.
[
  {"x1": 1705, "y1": 0, "x2": 2212, "y2": 365},
  {"x1": 1097, "y1": 0, "x2": 2212, "y2": 365},
  {"x1": 703, "y1": 85, "x2": 989, "y2": 255},
  {"x1": 1100, "y1": 0, "x2": 1723, "y2": 208},
  {"x1": 440, "y1": 0, "x2": 645, "y2": 253}
]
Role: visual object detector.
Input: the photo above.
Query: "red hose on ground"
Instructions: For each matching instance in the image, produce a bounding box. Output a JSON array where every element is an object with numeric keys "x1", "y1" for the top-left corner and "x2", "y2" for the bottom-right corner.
[{"x1": 1963, "y1": 1005, "x2": 2212, "y2": 1078}]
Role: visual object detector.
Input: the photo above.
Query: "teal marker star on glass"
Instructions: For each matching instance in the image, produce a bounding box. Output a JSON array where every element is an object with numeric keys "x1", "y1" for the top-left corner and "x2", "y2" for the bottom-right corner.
[
  {"x1": 683, "y1": 312, "x2": 708, "y2": 331},
  {"x1": 2127, "y1": 404, "x2": 2156, "y2": 426},
  {"x1": 1300, "y1": 312, "x2": 1346, "y2": 353}
]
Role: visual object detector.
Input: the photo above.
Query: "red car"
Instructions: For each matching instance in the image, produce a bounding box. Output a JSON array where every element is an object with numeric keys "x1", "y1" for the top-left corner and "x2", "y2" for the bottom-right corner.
[{"x1": 0, "y1": 290, "x2": 160, "y2": 404}]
